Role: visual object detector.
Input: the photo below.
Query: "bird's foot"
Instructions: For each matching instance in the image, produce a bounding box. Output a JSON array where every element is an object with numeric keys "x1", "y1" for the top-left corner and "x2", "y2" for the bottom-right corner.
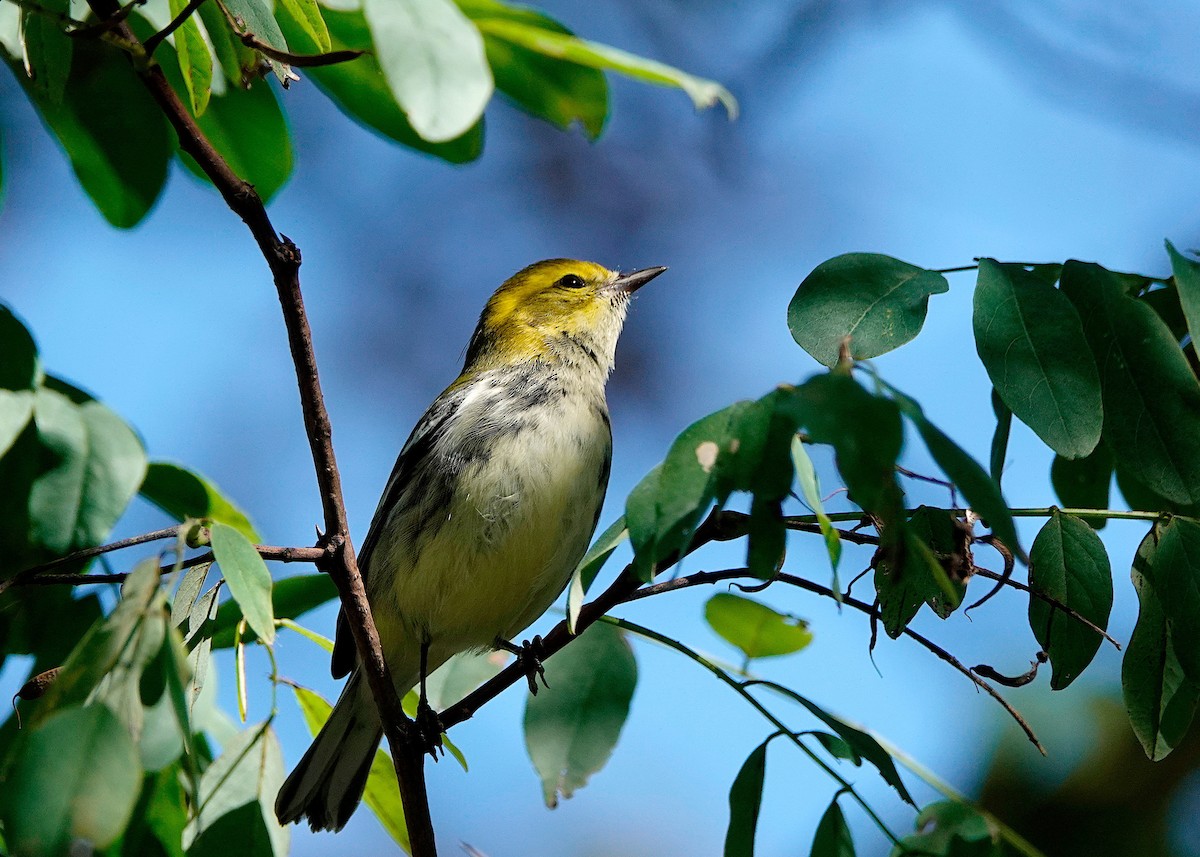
[
  {"x1": 415, "y1": 698, "x2": 445, "y2": 760},
  {"x1": 497, "y1": 635, "x2": 549, "y2": 695}
]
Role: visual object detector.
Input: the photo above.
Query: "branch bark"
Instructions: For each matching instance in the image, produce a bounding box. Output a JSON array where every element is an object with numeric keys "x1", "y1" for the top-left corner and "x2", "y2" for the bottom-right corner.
[{"x1": 76, "y1": 4, "x2": 437, "y2": 851}]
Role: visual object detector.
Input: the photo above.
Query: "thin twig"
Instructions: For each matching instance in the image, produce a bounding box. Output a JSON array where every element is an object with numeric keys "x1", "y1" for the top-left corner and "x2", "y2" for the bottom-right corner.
[
  {"x1": 143, "y1": 0, "x2": 208, "y2": 57},
  {"x1": 964, "y1": 533, "x2": 1014, "y2": 612},
  {"x1": 79, "y1": 0, "x2": 435, "y2": 849},
  {"x1": 973, "y1": 568, "x2": 1121, "y2": 649},
  {"x1": 623, "y1": 567, "x2": 1046, "y2": 754},
  {"x1": 15, "y1": 544, "x2": 325, "y2": 586}
]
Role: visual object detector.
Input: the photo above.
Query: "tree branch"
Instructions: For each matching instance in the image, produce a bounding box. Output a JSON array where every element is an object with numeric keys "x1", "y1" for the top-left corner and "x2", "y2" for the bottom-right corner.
[
  {"x1": 78, "y1": 2, "x2": 435, "y2": 850},
  {"x1": 626, "y1": 567, "x2": 1046, "y2": 755},
  {"x1": 14, "y1": 544, "x2": 325, "y2": 586}
]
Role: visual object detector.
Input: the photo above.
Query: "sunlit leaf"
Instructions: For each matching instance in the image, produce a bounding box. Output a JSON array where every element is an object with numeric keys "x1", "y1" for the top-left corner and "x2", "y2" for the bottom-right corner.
[
  {"x1": 705, "y1": 593, "x2": 812, "y2": 663},
  {"x1": 211, "y1": 573, "x2": 336, "y2": 648},
  {"x1": 168, "y1": 0, "x2": 213, "y2": 115},
  {"x1": 183, "y1": 723, "x2": 288, "y2": 857},
  {"x1": 140, "y1": 461, "x2": 260, "y2": 542},
  {"x1": 475, "y1": 18, "x2": 736, "y2": 117},
  {"x1": 456, "y1": 0, "x2": 607, "y2": 137},
  {"x1": 568, "y1": 515, "x2": 627, "y2": 633},
  {"x1": 363, "y1": 0, "x2": 492, "y2": 142},
  {"x1": 291, "y1": 685, "x2": 410, "y2": 851},
  {"x1": 276, "y1": 3, "x2": 483, "y2": 162},
  {"x1": 210, "y1": 523, "x2": 275, "y2": 645}
]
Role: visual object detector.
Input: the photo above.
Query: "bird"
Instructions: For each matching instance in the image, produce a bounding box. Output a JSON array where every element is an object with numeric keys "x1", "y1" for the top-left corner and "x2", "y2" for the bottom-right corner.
[{"x1": 275, "y1": 258, "x2": 665, "y2": 831}]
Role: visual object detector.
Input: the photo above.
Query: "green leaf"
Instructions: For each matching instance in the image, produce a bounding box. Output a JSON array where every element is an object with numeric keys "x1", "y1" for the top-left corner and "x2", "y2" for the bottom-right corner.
[
  {"x1": 461, "y1": 0, "x2": 607, "y2": 137},
  {"x1": 989, "y1": 389, "x2": 1011, "y2": 486},
  {"x1": 792, "y1": 437, "x2": 842, "y2": 580},
  {"x1": 30, "y1": 556, "x2": 162, "y2": 723},
  {"x1": 1050, "y1": 445, "x2": 1112, "y2": 530},
  {"x1": 157, "y1": 40, "x2": 294, "y2": 203},
  {"x1": 788, "y1": 254, "x2": 949, "y2": 367},
  {"x1": 276, "y1": 3, "x2": 482, "y2": 162},
  {"x1": 168, "y1": 0, "x2": 213, "y2": 115},
  {"x1": 0, "y1": 704, "x2": 141, "y2": 856},
  {"x1": 874, "y1": 507, "x2": 966, "y2": 637},
  {"x1": 890, "y1": 387, "x2": 1025, "y2": 562},
  {"x1": 210, "y1": 522, "x2": 275, "y2": 645},
  {"x1": 474, "y1": 18, "x2": 736, "y2": 118},
  {"x1": 19, "y1": 0, "x2": 72, "y2": 104},
  {"x1": 806, "y1": 731, "x2": 860, "y2": 765},
  {"x1": 626, "y1": 403, "x2": 750, "y2": 578},
  {"x1": 973, "y1": 259, "x2": 1102, "y2": 459},
  {"x1": 756, "y1": 681, "x2": 913, "y2": 805},
  {"x1": 171, "y1": 560, "x2": 211, "y2": 628},
  {"x1": 10, "y1": 39, "x2": 172, "y2": 227},
  {"x1": 1027, "y1": 511, "x2": 1113, "y2": 689},
  {"x1": 291, "y1": 685, "x2": 409, "y2": 850},
  {"x1": 567, "y1": 515, "x2": 627, "y2": 633},
  {"x1": 891, "y1": 801, "x2": 1001, "y2": 857},
  {"x1": 140, "y1": 461, "x2": 260, "y2": 542},
  {"x1": 704, "y1": 593, "x2": 812, "y2": 663},
  {"x1": 524, "y1": 621, "x2": 637, "y2": 807},
  {"x1": 198, "y1": 0, "x2": 256, "y2": 86},
  {"x1": 794, "y1": 374, "x2": 906, "y2": 534},
  {"x1": 1167, "y1": 240, "x2": 1200, "y2": 354},
  {"x1": 1142, "y1": 517, "x2": 1200, "y2": 683},
  {"x1": 1123, "y1": 526, "x2": 1199, "y2": 761},
  {"x1": 211, "y1": 573, "x2": 335, "y2": 648},
  {"x1": 183, "y1": 723, "x2": 289, "y2": 857},
  {"x1": 810, "y1": 799, "x2": 855, "y2": 857},
  {"x1": 277, "y1": 0, "x2": 330, "y2": 51},
  {"x1": 724, "y1": 740, "x2": 767, "y2": 857},
  {"x1": 363, "y1": 0, "x2": 492, "y2": 143},
  {"x1": 0, "y1": 305, "x2": 38, "y2": 457},
  {"x1": 26, "y1": 381, "x2": 147, "y2": 557},
  {"x1": 1060, "y1": 260, "x2": 1200, "y2": 505},
  {"x1": 113, "y1": 765, "x2": 189, "y2": 857},
  {"x1": 215, "y1": 0, "x2": 292, "y2": 84}
]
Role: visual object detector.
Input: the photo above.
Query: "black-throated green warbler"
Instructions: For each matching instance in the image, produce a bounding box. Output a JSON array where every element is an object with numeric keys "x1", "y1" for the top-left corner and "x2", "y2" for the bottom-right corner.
[{"x1": 276, "y1": 259, "x2": 665, "y2": 831}]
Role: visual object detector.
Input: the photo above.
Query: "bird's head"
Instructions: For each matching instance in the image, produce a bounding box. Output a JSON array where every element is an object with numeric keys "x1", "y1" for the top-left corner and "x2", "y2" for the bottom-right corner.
[{"x1": 462, "y1": 259, "x2": 666, "y2": 375}]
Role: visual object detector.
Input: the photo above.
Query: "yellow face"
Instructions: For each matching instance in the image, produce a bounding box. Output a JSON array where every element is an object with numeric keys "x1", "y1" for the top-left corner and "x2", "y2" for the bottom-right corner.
[{"x1": 463, "y1": 259, "x2": 660, "y2": 371}]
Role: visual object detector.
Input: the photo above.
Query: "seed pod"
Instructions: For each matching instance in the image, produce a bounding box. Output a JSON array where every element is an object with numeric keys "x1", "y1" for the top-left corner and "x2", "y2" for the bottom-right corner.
[{"x1": 17, "y1": 666, "x2": 62, "y2": 701}]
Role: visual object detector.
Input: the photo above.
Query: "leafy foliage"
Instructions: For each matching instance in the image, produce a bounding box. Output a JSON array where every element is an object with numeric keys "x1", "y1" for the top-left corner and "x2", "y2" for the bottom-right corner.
[
  {"x1": 6, "y1": 1, "x2": 1200, "y2": 851},
  {"x1": 523, "y1": 622, "x2": 637, "y2": 807}
]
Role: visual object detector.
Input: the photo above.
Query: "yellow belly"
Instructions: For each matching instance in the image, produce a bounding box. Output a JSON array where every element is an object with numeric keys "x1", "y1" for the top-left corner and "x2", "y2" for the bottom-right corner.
[{"x1": 367, "y1": 386, "x2": 611, "y2": 677}]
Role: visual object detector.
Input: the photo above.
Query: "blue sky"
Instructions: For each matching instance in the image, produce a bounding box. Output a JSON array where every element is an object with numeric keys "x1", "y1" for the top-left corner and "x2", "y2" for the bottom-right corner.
[{"x1": 2, "y1": 1, "x2": 1200, "y2": 854}]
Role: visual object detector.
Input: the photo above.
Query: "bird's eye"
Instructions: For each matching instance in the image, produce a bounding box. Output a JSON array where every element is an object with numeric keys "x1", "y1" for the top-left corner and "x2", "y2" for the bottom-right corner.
[{"x1": 556, "y1": 274, "x2": 586, "y2": 289}]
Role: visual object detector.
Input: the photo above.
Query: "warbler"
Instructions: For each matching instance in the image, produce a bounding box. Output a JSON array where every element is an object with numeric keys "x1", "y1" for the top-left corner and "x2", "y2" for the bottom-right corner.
[{"x1": 276, "y1": 258, "x2": 665, "y2": 831}]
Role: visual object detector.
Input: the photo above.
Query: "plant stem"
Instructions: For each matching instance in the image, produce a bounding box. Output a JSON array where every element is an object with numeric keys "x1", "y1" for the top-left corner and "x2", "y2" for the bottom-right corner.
[{"x1": 600, "y1": 615, "x2": 908, "y2": 849}]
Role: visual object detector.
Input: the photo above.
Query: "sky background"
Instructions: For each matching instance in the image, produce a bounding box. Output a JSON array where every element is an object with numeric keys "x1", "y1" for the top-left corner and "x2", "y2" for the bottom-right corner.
[{"x1": 3, "y1": 0, "x2": 1200, "y2": 854}]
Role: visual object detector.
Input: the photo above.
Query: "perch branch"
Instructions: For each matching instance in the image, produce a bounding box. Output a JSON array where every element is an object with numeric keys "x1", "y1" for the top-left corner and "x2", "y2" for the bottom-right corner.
[{"x1": 77, "y1": 2, "x2": 435, "y2": 851}]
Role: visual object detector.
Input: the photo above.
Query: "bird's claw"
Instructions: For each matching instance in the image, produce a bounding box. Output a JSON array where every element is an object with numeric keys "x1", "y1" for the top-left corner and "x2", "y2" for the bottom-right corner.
[
  {"x1": 517, "y1": 635, "x2": 549, "y2": 696},
  {"x1": 415, "y1": 698, "x2": 445, "y2": 760}
]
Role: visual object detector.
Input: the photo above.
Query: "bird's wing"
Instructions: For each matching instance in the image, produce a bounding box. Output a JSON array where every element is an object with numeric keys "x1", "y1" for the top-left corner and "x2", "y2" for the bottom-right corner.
[{"x1": 330, "y1": 387, "x2": 464, "y2": 679}]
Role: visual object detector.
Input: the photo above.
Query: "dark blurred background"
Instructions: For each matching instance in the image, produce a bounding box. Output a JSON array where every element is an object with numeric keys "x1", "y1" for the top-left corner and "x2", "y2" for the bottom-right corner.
[{"x1": 3, "y1": 1, "x2": 1200, "y2": 854}]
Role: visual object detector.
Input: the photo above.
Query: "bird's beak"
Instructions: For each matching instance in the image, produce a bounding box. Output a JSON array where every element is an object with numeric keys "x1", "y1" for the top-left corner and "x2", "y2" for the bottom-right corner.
[{"x1": 612, "y1": 266, "x2": 667, "y2": 295}]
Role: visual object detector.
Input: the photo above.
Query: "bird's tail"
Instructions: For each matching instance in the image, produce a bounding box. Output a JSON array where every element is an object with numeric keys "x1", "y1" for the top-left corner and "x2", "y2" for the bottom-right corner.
[{"x1": 275, "y1": 670, "x2": 383, "y2": 831}]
